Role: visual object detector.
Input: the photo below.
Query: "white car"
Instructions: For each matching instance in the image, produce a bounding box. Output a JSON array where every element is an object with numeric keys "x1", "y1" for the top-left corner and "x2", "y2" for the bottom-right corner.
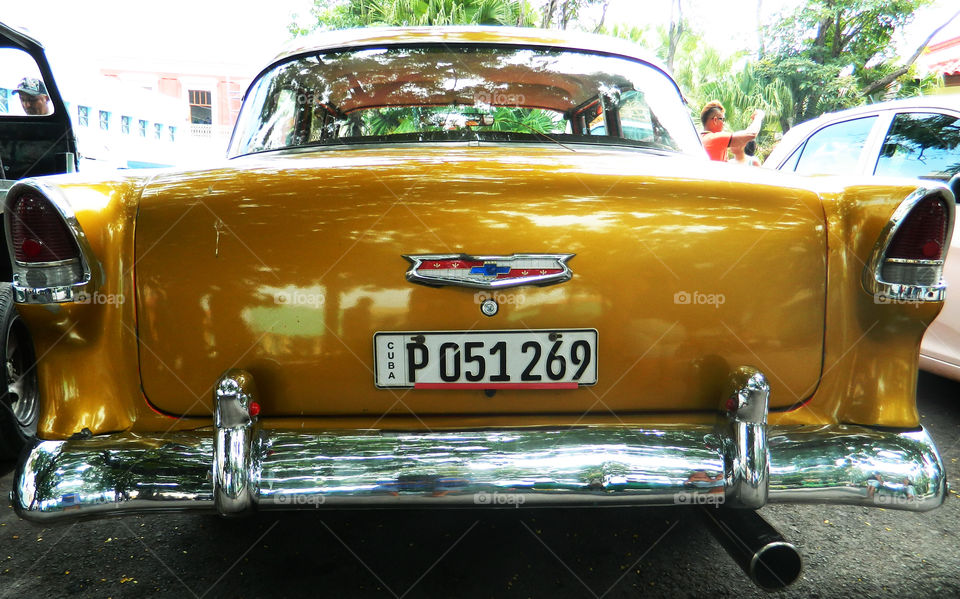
[{"x1": 765, "y1": 97, "x2": 960, "y2": 379}]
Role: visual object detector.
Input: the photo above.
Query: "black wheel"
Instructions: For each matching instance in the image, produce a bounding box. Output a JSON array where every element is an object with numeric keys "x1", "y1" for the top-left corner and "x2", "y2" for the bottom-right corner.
[{"x1": 0, "y1": 285, "x2": 39, "y2": 461}]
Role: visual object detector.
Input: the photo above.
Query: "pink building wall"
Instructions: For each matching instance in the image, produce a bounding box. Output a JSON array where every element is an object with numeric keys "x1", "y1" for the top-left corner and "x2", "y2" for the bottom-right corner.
[{"x1": 101, "y1": 68, "x2": 250, "y2": 128}]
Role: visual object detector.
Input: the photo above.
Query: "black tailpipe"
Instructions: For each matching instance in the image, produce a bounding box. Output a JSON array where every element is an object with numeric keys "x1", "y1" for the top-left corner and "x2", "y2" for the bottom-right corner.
[{"x1": 701, "y1": 507, "x2": 803, "y2": 591}]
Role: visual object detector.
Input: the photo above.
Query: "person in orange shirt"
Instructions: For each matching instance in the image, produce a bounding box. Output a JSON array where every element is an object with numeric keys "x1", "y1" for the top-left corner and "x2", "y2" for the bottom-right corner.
[{"x1": 700, "y1": 101, "x2": 763, "y2": 161}]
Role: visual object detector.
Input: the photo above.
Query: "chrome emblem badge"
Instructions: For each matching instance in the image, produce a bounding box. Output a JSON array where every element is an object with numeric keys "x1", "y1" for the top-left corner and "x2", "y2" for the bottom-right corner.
[{"x1": 403, "y1": 253, "x2": 575, "y2": 289}]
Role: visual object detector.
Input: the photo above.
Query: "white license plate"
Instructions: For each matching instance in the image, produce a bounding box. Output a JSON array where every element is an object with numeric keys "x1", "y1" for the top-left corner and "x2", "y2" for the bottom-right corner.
[{"x1": 374, "y1": 329, "x2": 598, "y2": 389}]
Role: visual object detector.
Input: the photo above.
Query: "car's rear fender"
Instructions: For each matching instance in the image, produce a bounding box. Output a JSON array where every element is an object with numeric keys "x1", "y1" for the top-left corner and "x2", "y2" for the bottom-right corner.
[{"x1": 775, "y1": 179, "x2": 953, "y2": 428}]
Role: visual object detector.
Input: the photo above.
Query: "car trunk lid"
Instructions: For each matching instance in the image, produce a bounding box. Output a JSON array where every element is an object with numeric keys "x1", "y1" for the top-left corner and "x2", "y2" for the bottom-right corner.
[{"x1": 134, "y1": 146, "x2": 826, "y2": 418}]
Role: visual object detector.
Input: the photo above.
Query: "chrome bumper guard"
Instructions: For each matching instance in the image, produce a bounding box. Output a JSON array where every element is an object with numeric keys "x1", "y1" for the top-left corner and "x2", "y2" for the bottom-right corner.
[{"x1": 13, "y1": 368, "x2": 946, "y2": 522}]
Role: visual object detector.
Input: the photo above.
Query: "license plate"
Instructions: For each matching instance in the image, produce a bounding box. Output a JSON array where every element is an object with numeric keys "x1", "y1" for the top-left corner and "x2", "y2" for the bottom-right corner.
[{"x1": 374, "y1": 329, "x2": 598, "y2": 389}]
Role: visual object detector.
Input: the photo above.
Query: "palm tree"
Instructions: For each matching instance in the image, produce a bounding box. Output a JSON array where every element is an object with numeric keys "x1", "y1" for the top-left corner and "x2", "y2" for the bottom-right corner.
[
  {"x1": 293, "y1": 0, "x2": 534, "y2": 32},
  {"x1": 697, "y1": 61, "x2": 792, "y2": 134}
]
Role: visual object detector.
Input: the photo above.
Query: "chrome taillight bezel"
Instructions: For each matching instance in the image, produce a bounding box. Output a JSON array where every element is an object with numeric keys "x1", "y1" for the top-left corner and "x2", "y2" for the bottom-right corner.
[
  {"x1": 4, "y1": 180, "x2": 96, "y2": 304},
  {"x1": 863, "y1": 186, "x2": 955, "y2": 303}
]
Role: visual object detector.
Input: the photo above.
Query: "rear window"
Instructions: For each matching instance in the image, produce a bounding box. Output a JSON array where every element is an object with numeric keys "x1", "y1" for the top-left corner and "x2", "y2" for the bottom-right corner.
[{"x1": 229, "y1": 45, "x2": 701, "y2": 157}]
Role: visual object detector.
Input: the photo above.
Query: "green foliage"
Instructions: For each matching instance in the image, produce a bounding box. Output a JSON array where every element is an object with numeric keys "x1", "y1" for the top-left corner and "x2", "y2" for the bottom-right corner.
[
  {"x1": 603, "y1": 22, "x2": 788, "y2": 157},
  {"x1": 539, "y1": 0, "x2": 608, "y2": 30},
  {"x1": 287, "y1": 0, "x2": 941, "y2": 151},
  {"x1": 759, "y1": 0, "x2": 933, "y2": 130},
  {"x1": 489, "y1": 107, "x2": 562, "y2": 134},
  {"x1": 290, "y1": 0, "x2": 535, "y2": 34},
  {"x1": 354, "y1": 105, "x2": 562, "y2": 136}
]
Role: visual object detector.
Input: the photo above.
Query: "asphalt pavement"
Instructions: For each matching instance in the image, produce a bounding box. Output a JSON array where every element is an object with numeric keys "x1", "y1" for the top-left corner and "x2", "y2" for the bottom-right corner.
[{"x1": 1, "y1": 372, "x2": 958, "y2": 598}]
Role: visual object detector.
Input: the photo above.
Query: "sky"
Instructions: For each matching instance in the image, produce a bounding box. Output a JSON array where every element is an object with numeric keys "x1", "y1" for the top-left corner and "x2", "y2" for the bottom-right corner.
[{"x1": 3, "y1": 0, "x2": 959, "y2": 79}]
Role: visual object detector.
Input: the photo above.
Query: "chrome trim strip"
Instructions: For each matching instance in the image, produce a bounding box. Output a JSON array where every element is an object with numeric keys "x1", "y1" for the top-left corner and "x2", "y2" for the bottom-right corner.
[
  {"x1": 721, "y1": 367, "x2": 769, "y2": 509},
  {"x1": 863, "y1": 186, "x2": 955, "y2": 302},
  {"x1": 13, "y1": 257, "x2": 81, "y2": 268},
  {"x1": 213, "y1": 369, "x2": 259, "y2": 516},
  {"x1": 882, "y1": 258, "x2": 944, "y2": 266},
  {"x1": 403, "y1": 253, "x2": 574, "y2": 290},
  {"x1": 12, "y1": 423, "x2": 944, "y2": 522},
  {"x1": 3, "y1": 179, "x2": 98, "y2": 304}
]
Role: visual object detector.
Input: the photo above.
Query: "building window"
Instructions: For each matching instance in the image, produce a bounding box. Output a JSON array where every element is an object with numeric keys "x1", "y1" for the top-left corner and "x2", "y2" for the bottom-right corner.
[
  {"x1": 189, "y1": 89, "x2": 212, "y2": 124},
  {"x1": 121, "y1": 116, "x2": 131, "y2": 134},
  {"x1": 168, "y1": 125, "x2": 176, "y2": 142},
  {"x1": 138, "y1": 119, "x2": 147, "y2": 137},
  {"x1": 154, "y1": 123, "x2": 163, "y2": 139},
  {"x1": 0, "y1": 89, "x2": 8, "y2": 114},
  {"x1": 78, "y1": 106, "x2": 89, "y2": 127},
  {"x1": 99, "y1": 110, "x2": 110, "y2": 130}
]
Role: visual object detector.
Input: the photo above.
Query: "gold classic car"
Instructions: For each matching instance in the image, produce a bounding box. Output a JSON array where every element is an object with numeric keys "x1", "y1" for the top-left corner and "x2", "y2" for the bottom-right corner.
[{"x1": 3, "y1": 27, "x2": 953, "y2": 590}]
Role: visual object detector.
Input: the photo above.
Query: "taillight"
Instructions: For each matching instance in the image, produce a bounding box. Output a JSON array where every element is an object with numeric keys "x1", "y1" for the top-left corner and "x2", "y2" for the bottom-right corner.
[
  {"x1": 866, "y1": 189, "x2": 953, "y2": 302},
  {"x1": 881, "y1": 196, "x2": 949, "y2": 287},
  {"x1": 11, "y1": 194, "x2": 81, "y2": 263},
  {"x1": 886, "y1": 196, "x2": 947, "y2": 260},
  {"x1": 6, "y1": 191, "x2": 86, "y2": 292}
]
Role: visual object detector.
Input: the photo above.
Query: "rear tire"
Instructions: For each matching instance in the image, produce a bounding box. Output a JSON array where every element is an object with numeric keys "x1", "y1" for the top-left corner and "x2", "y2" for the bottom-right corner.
[{"x1": 0, "y1": 285, "x2": 39, "y2": 461}]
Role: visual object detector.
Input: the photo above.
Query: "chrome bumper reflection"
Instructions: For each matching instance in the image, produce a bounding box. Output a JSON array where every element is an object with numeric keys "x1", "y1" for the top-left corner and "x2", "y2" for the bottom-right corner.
[
  {"x1": 12, "y1": 368, "x2": 946, "y2": 522},
  {"x1": 13, "y1": 423, "x2": 946, "y2": 522}
]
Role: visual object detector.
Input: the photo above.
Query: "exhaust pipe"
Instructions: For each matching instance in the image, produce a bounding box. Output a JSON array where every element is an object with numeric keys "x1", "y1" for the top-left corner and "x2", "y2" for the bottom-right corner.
[{"x1": 701, "y1": 507, "x2": 803, "y2": 591}]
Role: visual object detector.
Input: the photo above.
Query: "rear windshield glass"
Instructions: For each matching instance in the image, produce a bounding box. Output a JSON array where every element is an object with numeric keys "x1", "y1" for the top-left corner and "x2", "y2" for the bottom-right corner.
[{"x1": 228, "y1": 45, "x2": 701, "y2": 157}]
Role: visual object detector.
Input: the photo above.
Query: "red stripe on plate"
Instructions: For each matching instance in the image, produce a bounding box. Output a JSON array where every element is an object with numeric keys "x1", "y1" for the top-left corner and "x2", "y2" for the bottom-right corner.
[{"x1": 414, "y1": 382, "x2": 579, "y2": 390}]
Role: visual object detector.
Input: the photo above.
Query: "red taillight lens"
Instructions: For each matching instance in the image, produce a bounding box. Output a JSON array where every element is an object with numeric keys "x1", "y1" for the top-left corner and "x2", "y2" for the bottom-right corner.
[
  {"x1": 885, "y1": 196, "x2": 948, "y2": 261},
  {"x1": 11, "y1": 194, "x2": 80, "y2": 263}
]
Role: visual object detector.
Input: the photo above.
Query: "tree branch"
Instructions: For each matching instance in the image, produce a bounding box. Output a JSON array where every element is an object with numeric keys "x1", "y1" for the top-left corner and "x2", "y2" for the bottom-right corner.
[
  {"x1": 666, "y1": 0, "x2": 684, "y2": 72},
  {"x1": 861, "y1": 7, "x2": 960, "y2": 97},
  {"x1": 812, "y1": 16, "x2": 833, "y2": 63},
  {"x1": 832, "y1": 10, "x2": 842, "y2": 58},
  {"x1": 839, "y1": 22, "x2": 866, "y2": 56},
  {"x1": 541, "y1": 0, "x2": 557, "y2": 28},
  {"x1": 593, "y1": 0, "x2": 610, "y2": 33}
]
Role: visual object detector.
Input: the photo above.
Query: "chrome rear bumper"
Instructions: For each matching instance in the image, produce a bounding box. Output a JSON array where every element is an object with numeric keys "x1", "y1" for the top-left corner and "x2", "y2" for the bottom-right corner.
[{"x1": 12, "y1": 368, "x2": 947, "y2": 522}]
